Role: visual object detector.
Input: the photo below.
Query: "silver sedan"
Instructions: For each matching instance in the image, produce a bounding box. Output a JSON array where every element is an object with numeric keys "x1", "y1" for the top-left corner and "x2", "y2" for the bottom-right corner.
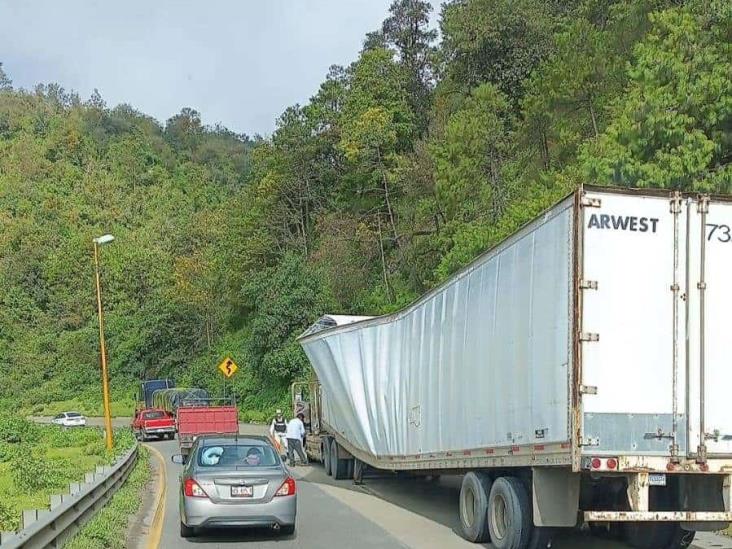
[{"x1": 172, "y1": 435, "x2": 297, "y2": 538}]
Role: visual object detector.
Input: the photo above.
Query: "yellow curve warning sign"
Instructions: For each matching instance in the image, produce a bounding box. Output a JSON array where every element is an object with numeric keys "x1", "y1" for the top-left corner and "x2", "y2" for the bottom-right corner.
[{"x1": 218, "y1": 357, "x2": 238, "y2": 378}]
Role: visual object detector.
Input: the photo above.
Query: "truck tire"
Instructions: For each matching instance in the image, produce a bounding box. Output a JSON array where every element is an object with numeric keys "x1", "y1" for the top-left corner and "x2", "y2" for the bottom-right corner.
[
  {"x1": 459, "y1": 472, "x2": 492, "y2": 543},
  {"x1": 624, "y1": 522, "x2": 695, "y2": 549},
  {"x1": 331, "y1": 441, "x2": 349, "y2": 480},
  {"x1": 323, "y1": 438, "x2": 333, "y2": 476},
  {"x1": 353, "y1": 458, "x2": 365, "y2": 484},
  {"x1": 487, "y1": 476, "x2": 532, "y2": 549},
  {"x1": 669, "y1": 526, "x2": 695, "y2": 549},
  {"x1": 527, "y1": 527, "x2": 553, "y2": 549}
]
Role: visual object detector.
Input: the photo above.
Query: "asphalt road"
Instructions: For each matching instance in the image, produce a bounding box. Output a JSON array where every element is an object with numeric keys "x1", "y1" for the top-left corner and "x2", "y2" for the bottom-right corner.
[
  {"x1": 30, "y1": 417, "x2": 727, "y2": 548},
  {"x1": 151, "y1": 426, "x2": 633, "y2": 549}
]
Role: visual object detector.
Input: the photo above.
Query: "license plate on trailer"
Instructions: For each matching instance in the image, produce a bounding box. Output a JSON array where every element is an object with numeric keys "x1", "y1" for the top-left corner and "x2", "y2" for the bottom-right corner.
[
  {"x1": 649, "y1": 473, "x2": 666, "y2": 486},
  {"x1": 231, "y1": 485, "x2": 253, "y2": 497}
]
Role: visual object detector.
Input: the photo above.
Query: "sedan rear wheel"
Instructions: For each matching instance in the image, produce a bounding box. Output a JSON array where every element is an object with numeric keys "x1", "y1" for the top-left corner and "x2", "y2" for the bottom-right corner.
[
  {"x1": 180, "y1": 521, "x2": 196, "y2": 538},
  {"x1": 280, "y1": 524, "x2": 295, "y2": 536}
]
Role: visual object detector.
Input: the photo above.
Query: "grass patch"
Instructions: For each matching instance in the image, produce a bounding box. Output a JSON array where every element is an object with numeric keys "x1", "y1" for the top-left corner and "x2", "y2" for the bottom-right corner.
[
  {"x1": 23, "y1": 396, "x2": 137, "y2": 418},
  {"x1": 0, "y1": 414, "x2": 135, "y2": 531},
  {"x1": 65, "y1": 446, "x2": 151, "y2": 549}
]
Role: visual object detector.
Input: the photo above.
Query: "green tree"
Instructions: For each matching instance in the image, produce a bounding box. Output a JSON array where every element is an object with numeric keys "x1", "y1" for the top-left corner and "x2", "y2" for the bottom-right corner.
[
  {"x1": 431, "y1": 83, "x2": 514, "y2": 222},
  {"x1": 0, "y1": 63, "x2": 11, "y2": 90},
  {"x1": 439, "y1": 0, "x2": 556, "y2": 106},
  {"x1": 368, "y1": 0, "x2": 437, "y2": 132},
  {"x1": 582, "y1": 4, "x2": 732, "y2": 191}
]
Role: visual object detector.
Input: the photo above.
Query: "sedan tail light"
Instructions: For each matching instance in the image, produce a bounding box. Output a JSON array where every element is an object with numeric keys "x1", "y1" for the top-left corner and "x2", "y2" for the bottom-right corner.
[
  {"x1": 184, "y1": 478, "x2": 208, "y2": 498},
  {"x1": 275, "y1": 477, "x2": 296, "y2": 497}
]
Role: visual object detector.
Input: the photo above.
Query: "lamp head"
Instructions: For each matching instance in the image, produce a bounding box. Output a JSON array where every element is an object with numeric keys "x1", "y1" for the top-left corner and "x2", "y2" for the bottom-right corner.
[{"x1": 93, "y1": 234, "x2": 115, "y2": 245}]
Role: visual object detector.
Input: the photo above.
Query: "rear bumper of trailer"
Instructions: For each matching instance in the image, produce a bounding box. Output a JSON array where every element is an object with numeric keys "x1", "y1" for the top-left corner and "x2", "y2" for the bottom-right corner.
[{"x1": 585, "y1": 510, "x2": 732, "y2": 522}]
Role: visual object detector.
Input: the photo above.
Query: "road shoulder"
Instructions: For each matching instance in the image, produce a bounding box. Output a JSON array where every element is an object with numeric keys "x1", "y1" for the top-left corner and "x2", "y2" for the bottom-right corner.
[
  {"x1": 290, "y1": 467, "x2": 473, "y2": 549},
  {"x1": 128, "y1": 444, "x2": 166, "y2": 549}
]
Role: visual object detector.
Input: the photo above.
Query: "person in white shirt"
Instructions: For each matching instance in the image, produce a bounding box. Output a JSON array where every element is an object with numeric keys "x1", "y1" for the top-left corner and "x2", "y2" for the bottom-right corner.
[{"x1": 285, "y1": 413, "x2": 308, "y2": 465}]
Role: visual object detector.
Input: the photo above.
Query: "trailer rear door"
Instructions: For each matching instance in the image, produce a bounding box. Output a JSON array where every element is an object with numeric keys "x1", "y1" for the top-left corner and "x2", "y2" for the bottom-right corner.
[
  {"x1": 580, "y1": 191, "x2": 686, "y2": 457},
  {"x1": 687, "y1": 197, "x2": 732, "y2": 458}
]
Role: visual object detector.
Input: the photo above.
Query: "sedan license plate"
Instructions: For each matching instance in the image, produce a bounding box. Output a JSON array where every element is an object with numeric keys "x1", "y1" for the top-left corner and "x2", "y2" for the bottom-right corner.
[
  {"x1": 649, "y1": 473, "x2": 666, "y2": 486},
  {"x1": 231, "y1": 485, "x2": 253, "y2": 497}
]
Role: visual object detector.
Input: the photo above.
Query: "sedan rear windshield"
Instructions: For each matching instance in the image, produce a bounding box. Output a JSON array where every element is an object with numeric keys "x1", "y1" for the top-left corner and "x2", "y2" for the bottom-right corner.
[
  {"x1": 66, "y1": 413, "x2": 82, "y2": 418},
  {"x1": 197, "y1": 444, "x2": 279, "y2": 468},
  {"x1": 143, "y1": 411, "x2": 166, "y2": 419}
]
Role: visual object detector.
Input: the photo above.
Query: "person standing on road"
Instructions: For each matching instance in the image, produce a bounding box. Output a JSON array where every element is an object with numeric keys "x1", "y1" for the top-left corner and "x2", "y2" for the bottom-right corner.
[
  {"x1": 286, "y1": 413, "x2": 308, "y2": 465},
  {"x1": 269, "y1": 409, "x2": 288, "y2": 457}
]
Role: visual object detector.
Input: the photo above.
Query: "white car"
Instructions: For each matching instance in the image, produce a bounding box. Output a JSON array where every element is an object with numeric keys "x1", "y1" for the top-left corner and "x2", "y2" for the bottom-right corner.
[{"x1": 52, "y1": 412, "x2": 87, "y2": 427}]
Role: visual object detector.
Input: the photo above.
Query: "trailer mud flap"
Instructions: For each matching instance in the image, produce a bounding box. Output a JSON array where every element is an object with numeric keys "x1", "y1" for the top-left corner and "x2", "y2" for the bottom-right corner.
[{"x1": 532, "y1": 467, "x2": 579, "y2": 527}]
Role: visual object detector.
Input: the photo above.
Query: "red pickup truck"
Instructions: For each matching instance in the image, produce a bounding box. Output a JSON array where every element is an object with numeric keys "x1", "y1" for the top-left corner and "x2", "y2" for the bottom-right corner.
[
  {"x1": 131, "y1": 408, "x2": 176, "y2": 441},
  {"x1": 177, "y1": 402, "x2": 238, "y2": 460}
]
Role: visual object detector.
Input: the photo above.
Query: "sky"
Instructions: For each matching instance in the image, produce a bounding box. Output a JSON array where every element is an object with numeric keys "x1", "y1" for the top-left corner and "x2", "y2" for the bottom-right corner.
[{"x1": 0, "y1": 0, "x2": 439, "y2": 136}]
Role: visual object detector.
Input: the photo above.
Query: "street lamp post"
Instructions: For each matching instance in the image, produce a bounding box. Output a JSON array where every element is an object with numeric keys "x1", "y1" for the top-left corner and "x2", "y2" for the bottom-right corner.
[{"x1": 93, "y1": 234, "x2": 115, "y2": 451}]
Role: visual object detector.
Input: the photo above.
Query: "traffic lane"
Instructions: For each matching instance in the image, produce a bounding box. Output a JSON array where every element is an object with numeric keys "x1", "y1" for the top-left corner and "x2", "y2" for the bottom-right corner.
[
  {"x1": 29, "y1": 415, "x2": 132, "y2": 428},
  {"x1": 326, "y1": 471, "x2": 724, "y2": 549},
  {"x1": 155, "y1": 438, "x2": 408, "y2": 549},
  {"x1": 295, "y1": 466, "x2": 632, "y2": 549},
  {"x1": 30, "y1": 417, "x2": 269, "y2": 434},
  {"x1": 146, "y1": 435, "x2": 717, "y2": 549}
]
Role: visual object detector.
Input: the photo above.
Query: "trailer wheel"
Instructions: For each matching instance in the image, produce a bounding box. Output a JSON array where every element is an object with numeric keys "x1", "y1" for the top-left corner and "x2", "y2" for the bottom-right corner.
[
  {"x1": 487, "y1": 476, "x2": 532, "y2": 549},
  {"x1": 323, "y1": 438, "x2": 332, "y2": 476},
  {"x1": 527, "y1": 527, "x2": 553, "y2": 549},
  {"x1": 669, "y1": 526, "x2": 695, "y2": 549},
  {"x1": 459, "y1": 472, "x2": 492, "y2": 543},
  {"x1": 353, "y1": 458, "x2": 365, "y2": 484},
  {"x1": 624, "y1": 522, "x2": 695, "y2": 549},
  {"x1": 331, "y1": 441, "x2": 350, "y2": 480}
]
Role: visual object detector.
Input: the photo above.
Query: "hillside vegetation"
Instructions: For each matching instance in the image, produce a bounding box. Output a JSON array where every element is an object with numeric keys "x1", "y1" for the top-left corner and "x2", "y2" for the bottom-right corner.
[
  {"x1": 0, "y1": 414, "x2": 134, "y2": 531},
  {"x1": 0, "y1": 0, "x2": 729, "y2": 417}
]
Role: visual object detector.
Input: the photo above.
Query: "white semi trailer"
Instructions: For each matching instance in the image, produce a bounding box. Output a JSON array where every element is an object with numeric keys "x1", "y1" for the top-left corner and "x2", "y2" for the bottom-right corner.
[{"x1": 296, "y1": 186, "x2": 732, "y2": 549}]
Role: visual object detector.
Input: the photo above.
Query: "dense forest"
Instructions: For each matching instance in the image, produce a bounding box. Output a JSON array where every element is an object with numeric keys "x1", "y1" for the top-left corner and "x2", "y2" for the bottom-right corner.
[{"x1": 0, "y1": 0, "x2": 729, "y2": 418}]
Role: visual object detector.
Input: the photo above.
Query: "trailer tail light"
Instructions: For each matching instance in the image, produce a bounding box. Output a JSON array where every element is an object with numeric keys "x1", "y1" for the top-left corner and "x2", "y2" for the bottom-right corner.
[
  {"x1": 275, "y1": 477, "x2": 296, "y2": 497},
  {"x1": 184, "y1": 478, "x2": 208, "y2": 498},
  {"x1": 586, "y1": 457, "x2": 620, "y2": 471}
]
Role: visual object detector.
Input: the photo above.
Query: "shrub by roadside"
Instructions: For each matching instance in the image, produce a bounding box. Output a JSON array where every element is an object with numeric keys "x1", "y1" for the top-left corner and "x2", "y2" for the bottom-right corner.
[
  {"x1": 65, "y1": 446, "x2": 151, "y2": 549},
  {"x1": 0, "y1": 414, "x2": 134, "y2": 532}
]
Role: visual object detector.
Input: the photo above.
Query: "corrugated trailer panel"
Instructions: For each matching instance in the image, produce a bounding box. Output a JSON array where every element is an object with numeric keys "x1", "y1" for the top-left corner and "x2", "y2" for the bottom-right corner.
[{"x1": 301, "y1": 196, "x2": 575, "y2": 459}]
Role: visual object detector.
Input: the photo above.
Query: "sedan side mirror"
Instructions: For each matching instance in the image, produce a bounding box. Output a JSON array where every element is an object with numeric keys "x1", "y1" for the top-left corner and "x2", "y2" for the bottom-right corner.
[{"x1": 171, "y1": 454, "x2": 186, "y2": 465}]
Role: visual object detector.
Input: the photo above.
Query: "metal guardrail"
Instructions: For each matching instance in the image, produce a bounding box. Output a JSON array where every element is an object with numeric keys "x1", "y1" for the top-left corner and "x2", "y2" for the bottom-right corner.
[{"x1": 0, "y1": 445, "x2": 139, "y2": 549}]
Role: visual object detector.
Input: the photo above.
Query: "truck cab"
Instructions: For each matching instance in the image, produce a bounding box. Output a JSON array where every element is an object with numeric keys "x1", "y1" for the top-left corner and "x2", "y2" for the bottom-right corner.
[{"x1": 132, "y1": 407, "x2": 176, "y2": 441}]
